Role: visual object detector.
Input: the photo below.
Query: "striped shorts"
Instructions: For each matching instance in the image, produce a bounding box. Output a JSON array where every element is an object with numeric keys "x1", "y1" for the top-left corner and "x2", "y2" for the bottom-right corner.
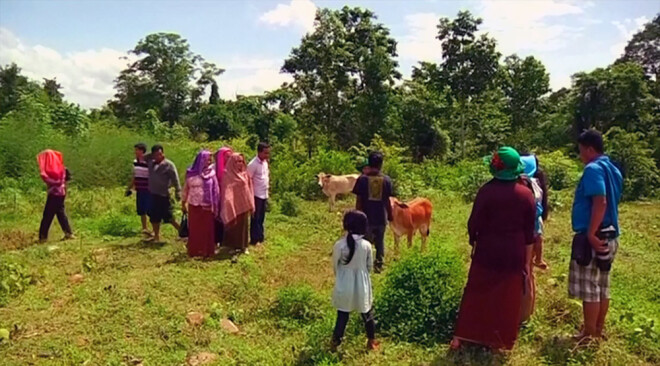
[{"x1": 568, "y1": 239, "x2": 618, "y2": 303}]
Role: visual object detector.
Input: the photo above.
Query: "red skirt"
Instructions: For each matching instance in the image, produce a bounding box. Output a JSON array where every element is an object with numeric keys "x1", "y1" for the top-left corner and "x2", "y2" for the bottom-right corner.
[
  {"x1": 454, "y1": 262, "x2": 524, "y2": 350},
  {"x1": 187, "y1": 205, "x2": 216, "y2": 257}
]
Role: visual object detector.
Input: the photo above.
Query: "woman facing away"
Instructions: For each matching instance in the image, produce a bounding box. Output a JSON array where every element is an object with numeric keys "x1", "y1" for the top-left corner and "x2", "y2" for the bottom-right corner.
[
  {"x1": 214, "y1": 146, "x2": 233, "y2": 244},
  {"x1": 220, "y1": 153, "x2": 254, "y2": 255},
  {"x1": 451, "y1": 146, "x2": 536, "y2": 351},
  {"x1": 182, "y1": 149, "x2": 219, "y2": 258},
  {"x1": 331, "y1": 210, "x2": 379, "y2": 352},
  {"x1": 37, "y1": 149, "x2": 74, "y2": 242}
]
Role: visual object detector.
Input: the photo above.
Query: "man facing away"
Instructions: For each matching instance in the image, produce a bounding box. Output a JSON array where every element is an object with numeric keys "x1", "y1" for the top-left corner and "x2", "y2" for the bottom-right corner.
[
  {"x1": 247, "y1": 142, "x2": 271, "y2": 246},
  {"x1": 145, "y1": 144, "x2": 182, "y2": 243},
  {"x1": 126, "y1": 142, "x2": 152, "y2": 236},
  {"x1": 352, "y1": 151, "x2": 393, "y2": 273},
  {"x1": 569, "y1": 129, "x2": 623, "y2": 340}
]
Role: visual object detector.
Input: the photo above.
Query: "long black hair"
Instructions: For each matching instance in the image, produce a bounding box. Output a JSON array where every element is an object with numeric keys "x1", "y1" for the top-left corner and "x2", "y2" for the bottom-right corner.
[
  {"x1": 533, "y1": 155, "x2": 549, "y2": 220},
  {"x1": 342, "y1": 210, "x2": 368, "y2": 265}
]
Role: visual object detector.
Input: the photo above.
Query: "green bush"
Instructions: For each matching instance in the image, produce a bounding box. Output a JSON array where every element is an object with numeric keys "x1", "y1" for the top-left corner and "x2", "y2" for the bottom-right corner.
[
  {"x1": 0, "y1": 261, "x2": 32, "y2": 307},
  {"x1": 455, "y1": 160, "x2": 491, "y2": 202},
  {"x1": 605, "y1": 127, "x2": 660, "y2": 201},
  {"x1": 296, "y1": 316, "x2": 341, "y2": 365},
  {"x1": 97, "y1": 213, "x2": 138, "y2": 237},
  {"x1": 279, "y1": 192, "x2": 300, "y2": 217},
  {"x1": 538, "y1": 150, "x2": 580, "y2": 191},
  {"x1": 375, "y1": 246, "x2": 466, "y2": 344},
  {"x1": 272, "y1": 284, "x2": 326, "y2": 326}
]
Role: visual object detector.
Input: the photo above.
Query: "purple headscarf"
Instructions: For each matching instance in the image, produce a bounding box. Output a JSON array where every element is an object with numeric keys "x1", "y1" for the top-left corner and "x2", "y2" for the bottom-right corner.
[{"x1": 186, "y1": 150, "x2": 220, "y2": 217}]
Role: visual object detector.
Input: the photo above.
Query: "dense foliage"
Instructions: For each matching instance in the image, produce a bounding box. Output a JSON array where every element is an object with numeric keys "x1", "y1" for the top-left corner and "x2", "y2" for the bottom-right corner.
[{"x1": 1, "y1": 8, "x2": 659, "y2": 200}]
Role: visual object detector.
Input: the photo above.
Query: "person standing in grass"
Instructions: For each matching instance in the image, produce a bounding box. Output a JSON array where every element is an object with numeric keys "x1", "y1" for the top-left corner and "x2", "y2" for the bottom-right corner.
[
  {"x1": 331, "y1": 210, "x2": 379, "y2": 352},
  {"x1": 569, "y1": 129, "x2": 622, "y2": 340},
  {"x1": 521, "y1": 154, "x2": 549, "y2": 270},
  {"x1": 220, "y1": 153, "x2": 254, "y2": 255},
  {"x1": 451, "y1": 146, "x2": 536, "y2": 351},
  {"x1": 182, "y1": 150, "x2": 219, "y2": 258},
  {"x1": 145, "y1": 144, "x2": 181, "y2": 243},
  {"x1": 125, "y1": 143, "x2": 152, "y2": 236},
  {"x1": 37, "y1": 149, "x2": 74, "y2": 242},
  {"x1": 247, "y1": 142, "x2": 270, "y2": 246},
  {"x1": 214, "y1": 146, "x2": 233, "y2": 244},
  {"x1": 352, "y1": 151, "x2": 393, "y2": 273}
]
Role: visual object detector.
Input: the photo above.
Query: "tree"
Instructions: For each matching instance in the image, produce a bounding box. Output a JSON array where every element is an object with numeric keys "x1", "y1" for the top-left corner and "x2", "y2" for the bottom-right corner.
[
  {"x1": 43, "y1": 78, "x2": 64, "y2": 104},
  {"x1": 570, "y1": 62, "x2": 658, "y2": 135},
  {"x1": 617, "y1": 14, "x2": 660, "y2": 81},
  {"x1": 501, "y1": 55, "x2": 550, "y2": 132},
  {"x1": 282, "y1": 7, "x2": 400, "y2": 150},
  {"x1": 0, "y1": 63, "x2": 31, "y2": 118},
  {"x1": 110, "y1": 33, "x2": 222, "y2": 125},
  {"x1": 209, "y1": 81, "x2": 220, "y2": 105},
  {"x1": 435, "y1": 11, "x2": 501, "y2": 158}
]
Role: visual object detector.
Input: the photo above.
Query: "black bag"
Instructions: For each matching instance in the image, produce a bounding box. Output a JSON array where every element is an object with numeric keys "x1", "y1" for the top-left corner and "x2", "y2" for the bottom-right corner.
[
  {"x1": 178, "y1": 213, "x2": 189, "y2": 238},
  {"x1": 571, "y1": 233, "x2": 592, "y2": 266}
]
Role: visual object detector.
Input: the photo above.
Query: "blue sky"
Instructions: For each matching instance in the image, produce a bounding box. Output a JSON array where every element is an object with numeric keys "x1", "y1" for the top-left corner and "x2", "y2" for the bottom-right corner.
[{"x1": 1, "y1": 0, "x2": 658, "y2": 108}]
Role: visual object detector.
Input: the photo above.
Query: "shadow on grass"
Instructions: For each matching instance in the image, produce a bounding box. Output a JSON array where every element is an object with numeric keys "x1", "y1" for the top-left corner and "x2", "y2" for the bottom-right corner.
[
  {"x1": 538, "y1": 335, "x2": 597, "y2": 365},
  {"x1": 432, "y1": 344, "x2": 506, "y2": 366},
  {"x1": 162, "y1": 246, "x2": 241, "y2": 265}
]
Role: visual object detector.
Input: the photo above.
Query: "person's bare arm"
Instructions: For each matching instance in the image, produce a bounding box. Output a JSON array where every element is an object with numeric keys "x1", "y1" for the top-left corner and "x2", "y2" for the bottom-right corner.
[{"x1": 588, "y1": 196, "x2": 607, "y2": 252}]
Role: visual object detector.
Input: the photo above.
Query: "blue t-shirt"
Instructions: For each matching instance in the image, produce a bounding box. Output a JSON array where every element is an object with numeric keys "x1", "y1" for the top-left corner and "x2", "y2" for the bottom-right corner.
[{"x1": 571, "y1": 156, "x2": 623, "y2": 236}]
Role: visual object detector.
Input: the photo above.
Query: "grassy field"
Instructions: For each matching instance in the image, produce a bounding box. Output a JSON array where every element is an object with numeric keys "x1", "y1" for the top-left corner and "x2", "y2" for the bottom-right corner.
[{"x1": 0, "y1": 188, "x2": 659, "y2": 365}]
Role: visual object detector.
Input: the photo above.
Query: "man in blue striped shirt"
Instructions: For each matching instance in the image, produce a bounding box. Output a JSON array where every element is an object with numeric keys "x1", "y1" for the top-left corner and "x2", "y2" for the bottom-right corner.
[{"x1": 126, "y1": 143, "x2": 152, "y2": 236}]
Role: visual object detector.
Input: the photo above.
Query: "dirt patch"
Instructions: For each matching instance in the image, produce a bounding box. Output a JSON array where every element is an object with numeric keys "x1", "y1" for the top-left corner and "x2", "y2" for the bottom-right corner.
[{"x1": 0, "y1": 229, "x2": 37, "y2": 251}]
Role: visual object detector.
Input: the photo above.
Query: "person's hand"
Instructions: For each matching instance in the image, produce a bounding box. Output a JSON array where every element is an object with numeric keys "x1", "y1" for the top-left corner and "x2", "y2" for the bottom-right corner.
[
  {"x1": 588, "y1": 233, "x2": 607, "y2": 253},
  {"x1": 125, "y1": 189, "x2": 132, "y2": 197},
  {"x1": 181, "y1": 203, "x2": 187, "y2": 214}
]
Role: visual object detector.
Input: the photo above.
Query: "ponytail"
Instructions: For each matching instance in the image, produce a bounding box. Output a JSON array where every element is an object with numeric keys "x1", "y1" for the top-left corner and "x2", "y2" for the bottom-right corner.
[
  {"x1": 344, "y1": 232, "x2": 357, "y2": 265},
  {"x1": 342, "y1": 210, "x2": 368, "y2": 265}
]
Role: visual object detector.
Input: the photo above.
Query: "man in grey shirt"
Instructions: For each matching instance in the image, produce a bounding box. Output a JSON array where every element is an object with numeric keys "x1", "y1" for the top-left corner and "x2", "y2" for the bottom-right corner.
[{"x1": 146, "y1": 144, "x2": 181, "y2": 242}]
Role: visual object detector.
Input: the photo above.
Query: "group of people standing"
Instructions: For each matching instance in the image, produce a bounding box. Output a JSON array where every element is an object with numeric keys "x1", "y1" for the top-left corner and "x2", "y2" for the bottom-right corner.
[
  {"x1": 125, "y1": 142, "x2": 271, "y2": 257},
  {"x1": 36, "y1": 129, "x2": 623, "y2": 354}
]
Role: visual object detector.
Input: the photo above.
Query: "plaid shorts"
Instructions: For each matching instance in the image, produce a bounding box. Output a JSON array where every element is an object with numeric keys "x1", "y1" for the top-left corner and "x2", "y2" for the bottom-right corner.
[{"x1": 568, "y1": 239, "x2": 618, "y2": 302}]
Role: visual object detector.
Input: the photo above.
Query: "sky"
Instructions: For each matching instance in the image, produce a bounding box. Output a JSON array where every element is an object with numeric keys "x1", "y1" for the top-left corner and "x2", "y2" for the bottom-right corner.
[{"x1": 0, "y1": 0, "x2": 658, "y2": 108}]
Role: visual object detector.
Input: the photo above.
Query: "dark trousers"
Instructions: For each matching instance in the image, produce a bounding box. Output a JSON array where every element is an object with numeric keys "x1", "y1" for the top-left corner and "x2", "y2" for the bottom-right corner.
[
  {"x1": 250, "y1": 197, "x2": 267, "y2": 244},
  {"x1": 332, "y1": 309, "x2": 376, "y2": 344},
  {"x1": 367, "y1": 225, "x2": 386, "y2": 268},
  {"x1": 39, "y1": 194, "x2": 72, "y2": 240}
]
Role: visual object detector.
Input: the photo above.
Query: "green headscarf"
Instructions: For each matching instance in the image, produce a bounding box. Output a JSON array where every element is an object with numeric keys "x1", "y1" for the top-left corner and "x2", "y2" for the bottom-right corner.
[
  {"x1": 355, "y1": 157, "x2": 369, "y2": 172},
  {"x1": 484, "y1": 146, "x2": 525, "y2": 181}
]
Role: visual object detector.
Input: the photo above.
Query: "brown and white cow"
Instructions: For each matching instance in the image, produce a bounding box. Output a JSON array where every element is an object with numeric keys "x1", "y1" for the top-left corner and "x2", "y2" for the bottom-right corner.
[
  {"x1": 317, "y1": 173, "x2": 359, "y2": 211},
  {"x1": 389, "y1": 197, "x2": 433, "y2": 252}
]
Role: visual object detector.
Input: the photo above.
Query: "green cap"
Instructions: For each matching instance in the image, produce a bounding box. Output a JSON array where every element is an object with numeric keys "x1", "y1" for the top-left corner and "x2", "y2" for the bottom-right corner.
[{"x1": 484, "y1": 146, "x2": 525, "y2": 181}]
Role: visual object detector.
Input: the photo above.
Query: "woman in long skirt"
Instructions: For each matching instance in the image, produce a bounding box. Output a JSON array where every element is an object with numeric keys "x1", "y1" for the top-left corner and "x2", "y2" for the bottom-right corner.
[
  {"x1": 220, "y1": 153, "x2": 254, "y2": 254},
  {"x1": 451, "y1": 147, "x2": 536, "y2": 351},
  {"x1": 182, "y1": 150, "x2": 219, "y2": 258},
  {"x1": 214, "y1": 147, "x2": 233, "y2": 244}
]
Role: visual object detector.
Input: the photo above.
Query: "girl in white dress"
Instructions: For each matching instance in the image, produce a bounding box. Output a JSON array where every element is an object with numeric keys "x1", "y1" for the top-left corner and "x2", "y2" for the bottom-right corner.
[{"x1": 331, "y1": 210, "x2": 379, "y2": 351}]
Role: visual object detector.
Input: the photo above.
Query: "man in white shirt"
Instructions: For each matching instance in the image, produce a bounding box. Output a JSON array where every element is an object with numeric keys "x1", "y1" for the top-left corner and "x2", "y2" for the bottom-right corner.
[{"x1": 247, "y1": 142, "x2": 271, "y2": 245}]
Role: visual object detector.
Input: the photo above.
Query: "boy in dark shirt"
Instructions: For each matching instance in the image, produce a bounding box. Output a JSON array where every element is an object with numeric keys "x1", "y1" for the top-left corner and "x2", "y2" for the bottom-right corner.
[{"x1": 352, "y1": 151, "x2": 393, "y2": 273}]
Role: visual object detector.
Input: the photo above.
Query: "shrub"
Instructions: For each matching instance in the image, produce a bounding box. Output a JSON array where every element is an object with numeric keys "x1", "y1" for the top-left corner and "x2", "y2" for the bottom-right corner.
[
  {"x1": 455, "y1": 160, "x2": 491, "y2": 202},
  {"x1": 0, "y1": 260, "x2": 32, "y2": 307},
  {"x1": 97, "y1": 213, "x2": 138, "y2": 237},
  {"x1": 279, "y1": 192, "x2": 300, "y2": 217},
  {"x1": 375, "y1": 246, "x2": 466, "y2": 344},
  {"x1": 272, "y1": 284, "x2": 326, "y2": 326},
  {"x1": 538, "y1": 150, "x2": 580, "y2": 191},
  {"x1": 605, "y1": 127, "x2": 660, "y2": 200},
  {"x1": 296, "y1": 316, "x2": 341, "y2": 365}
]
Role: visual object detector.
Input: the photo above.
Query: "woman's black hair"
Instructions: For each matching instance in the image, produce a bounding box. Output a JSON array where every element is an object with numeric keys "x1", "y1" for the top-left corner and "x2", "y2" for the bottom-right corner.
[
  {"x1": 534, "y1": 155, "x2": 549, "y2": 219},
  {"x1": 342, "y1": 210, "x2": 368, "y2": 265}
]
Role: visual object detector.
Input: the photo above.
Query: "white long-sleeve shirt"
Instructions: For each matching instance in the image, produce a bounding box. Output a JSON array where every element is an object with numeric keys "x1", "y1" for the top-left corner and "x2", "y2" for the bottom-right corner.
[
  {"x1": 247, "y1": 156, "x2": 269, "y2": 200},
  {"x1": 332, "y1": 235, "x2": 373, "y2": 313}
]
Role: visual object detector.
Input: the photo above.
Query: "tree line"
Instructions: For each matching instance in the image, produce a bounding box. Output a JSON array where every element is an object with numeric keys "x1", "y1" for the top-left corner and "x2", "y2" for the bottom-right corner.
[{"x1": 1, "y1": 9, "x2": 659, "y2": 173}]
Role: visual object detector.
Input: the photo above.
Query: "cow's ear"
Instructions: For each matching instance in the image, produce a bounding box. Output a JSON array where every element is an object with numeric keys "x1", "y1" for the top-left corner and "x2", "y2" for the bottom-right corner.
[
  {"x1": 397, "y1": 202, "x2": 408, "y2": 209},
  {"x1": 325, "y1": 174, "x2": 331, "y2": 178}
]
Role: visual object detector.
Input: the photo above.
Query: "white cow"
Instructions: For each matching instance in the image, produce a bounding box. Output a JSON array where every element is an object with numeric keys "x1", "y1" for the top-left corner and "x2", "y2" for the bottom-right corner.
[{"x1": 317, "y1": 173, "x2": 359, "y2": 211}]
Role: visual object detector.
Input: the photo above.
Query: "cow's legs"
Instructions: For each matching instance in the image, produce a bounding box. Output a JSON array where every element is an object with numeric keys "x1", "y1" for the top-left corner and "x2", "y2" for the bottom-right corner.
[
  {"x1": 329, "y1": 194, "x2": 335, "y2": 211},
  {"x1": 407, "y1": 232, "x2": 413, "y2": 248},
  {"x1": 420, "y1": 224, "x2": 430, "y2": 252},
  {"x1": 393, "y1": 231, "x2": 401, "y2": 254}
]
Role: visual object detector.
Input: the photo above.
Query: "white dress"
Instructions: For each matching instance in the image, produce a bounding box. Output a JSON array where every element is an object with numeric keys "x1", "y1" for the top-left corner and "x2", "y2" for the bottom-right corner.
[{"x1": 332, "y1": 235, "x2": 373, "y2": 313}]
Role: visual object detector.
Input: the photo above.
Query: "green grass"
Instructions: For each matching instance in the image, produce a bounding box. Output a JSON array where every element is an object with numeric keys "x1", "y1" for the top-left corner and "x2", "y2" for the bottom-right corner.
[{"x1": 0, "y1": 188, "x2": 659, "y2": 365}]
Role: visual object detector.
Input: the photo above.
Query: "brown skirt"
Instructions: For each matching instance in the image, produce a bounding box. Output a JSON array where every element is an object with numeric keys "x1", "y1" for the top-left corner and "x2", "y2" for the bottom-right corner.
[
  {"x1": 223, "y1": 212, "x2": 249, "y2": 251},
  {"x1": 187, "y1": 205, "x2": 216, "y2": 258}
]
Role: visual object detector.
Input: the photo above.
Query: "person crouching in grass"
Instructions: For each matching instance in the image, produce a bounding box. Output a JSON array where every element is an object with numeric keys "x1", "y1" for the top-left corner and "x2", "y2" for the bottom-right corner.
[{"x1": 331, "y1": 210, "x2": 379, "y2": 352}]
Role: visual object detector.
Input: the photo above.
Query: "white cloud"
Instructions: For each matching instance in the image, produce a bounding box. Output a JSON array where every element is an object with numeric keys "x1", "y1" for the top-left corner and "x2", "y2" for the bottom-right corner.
[
  {"x1": 609, "y1": 16, "x2": 649, "y2": 58},
  {"x1": 217, "y1": 68, "x2": 292, "y2": 100},
  {"x1": 397, "y1": 13, "x2": 443, "y2": 62},
  {"x1": 259, "y1": 0, "x2": 317, "y2": 33},
  {"x1": 478, "y1": 0, "x2": 586, "y2": 54},
  {"x1": 0, "y1": 27, "x2": 128, "y2": 108}
]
